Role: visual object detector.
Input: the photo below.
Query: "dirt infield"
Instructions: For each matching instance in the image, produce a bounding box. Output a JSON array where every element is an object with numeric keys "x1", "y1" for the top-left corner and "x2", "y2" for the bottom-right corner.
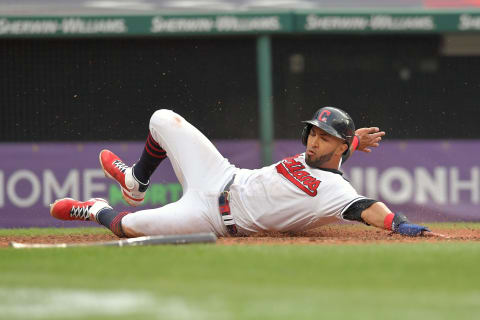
[
  {"x1": 1, "y1": 225, "x2": 479, "y2": 248},
  {"x1": 219, "y1": 225, "x2": 480, "y2": 245}
]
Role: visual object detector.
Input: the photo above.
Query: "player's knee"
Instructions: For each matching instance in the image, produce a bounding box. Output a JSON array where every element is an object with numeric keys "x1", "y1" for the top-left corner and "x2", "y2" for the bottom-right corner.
[{"x1": 150, "y1": 109, "x2": 184, "y2": 129}]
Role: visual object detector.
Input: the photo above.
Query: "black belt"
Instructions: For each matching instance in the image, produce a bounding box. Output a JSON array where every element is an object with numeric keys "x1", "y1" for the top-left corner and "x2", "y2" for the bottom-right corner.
[{"x1": 219, "y1": 175, "x2": 237, "y2": 236}]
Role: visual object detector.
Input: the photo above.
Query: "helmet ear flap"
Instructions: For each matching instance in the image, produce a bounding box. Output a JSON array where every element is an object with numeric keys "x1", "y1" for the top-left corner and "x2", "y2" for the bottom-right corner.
[{"x1": 301, "y1": 124, "x2": 311, "y2": 146}]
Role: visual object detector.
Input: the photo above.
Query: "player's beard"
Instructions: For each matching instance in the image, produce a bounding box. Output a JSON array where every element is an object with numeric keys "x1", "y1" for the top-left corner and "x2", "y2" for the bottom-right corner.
[{"x1": 305, "y1": 151, "x2": 334, "y2": 168}]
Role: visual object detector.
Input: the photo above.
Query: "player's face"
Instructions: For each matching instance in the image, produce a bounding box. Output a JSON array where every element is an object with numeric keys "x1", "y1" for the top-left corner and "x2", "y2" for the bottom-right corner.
[{"x1": 305, "y1": 126, "x2": 346, "y2": 168}]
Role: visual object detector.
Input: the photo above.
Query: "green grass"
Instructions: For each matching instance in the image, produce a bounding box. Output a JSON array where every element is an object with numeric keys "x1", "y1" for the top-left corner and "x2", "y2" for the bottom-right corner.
[{"x1": 1, "y1": 224, "x2": 480, "y2": 320}]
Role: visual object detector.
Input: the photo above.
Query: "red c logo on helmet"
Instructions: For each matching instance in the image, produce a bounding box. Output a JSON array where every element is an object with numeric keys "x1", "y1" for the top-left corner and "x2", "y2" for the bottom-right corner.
[{"x1": 318, "y1": 110, "x2": 331, "y2": 123}]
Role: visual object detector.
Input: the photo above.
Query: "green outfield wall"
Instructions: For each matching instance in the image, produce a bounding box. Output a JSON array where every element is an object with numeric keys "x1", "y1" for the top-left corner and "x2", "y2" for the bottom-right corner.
[{"x1": 2, "y1": 11, "x2": 480, "y2": 37}]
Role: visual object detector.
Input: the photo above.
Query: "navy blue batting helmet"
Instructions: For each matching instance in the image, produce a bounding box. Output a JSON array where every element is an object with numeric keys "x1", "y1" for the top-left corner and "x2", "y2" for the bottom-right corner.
[{"x1": 301, "y1": 106, "x2": 355, "y2": 147}]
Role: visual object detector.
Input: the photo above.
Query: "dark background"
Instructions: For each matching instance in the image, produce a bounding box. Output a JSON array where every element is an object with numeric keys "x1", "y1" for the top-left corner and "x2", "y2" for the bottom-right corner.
[{"x1": 1, "y1": 34, "x2": 478, "y2": 142}]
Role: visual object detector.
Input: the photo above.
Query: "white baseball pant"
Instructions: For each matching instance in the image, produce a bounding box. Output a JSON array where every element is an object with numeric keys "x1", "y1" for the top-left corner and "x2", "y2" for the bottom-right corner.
[{"x1": 121, "y1": 109, "x2": 238, "y2": 236}]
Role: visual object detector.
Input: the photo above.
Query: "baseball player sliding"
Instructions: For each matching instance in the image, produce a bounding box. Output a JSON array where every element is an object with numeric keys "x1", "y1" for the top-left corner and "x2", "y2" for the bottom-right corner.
[{"x1": 50, "y1": 107, "x2": 431, "y2": 238}]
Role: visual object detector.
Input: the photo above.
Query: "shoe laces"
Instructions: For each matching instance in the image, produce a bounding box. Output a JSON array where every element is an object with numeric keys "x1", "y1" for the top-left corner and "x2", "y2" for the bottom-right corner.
[
  {"x1": 70, "y1": 205, "x2": 91, "y2": 220},
  {"x1": 113, "y1": 159, "x2": 129, "y2": 173}
]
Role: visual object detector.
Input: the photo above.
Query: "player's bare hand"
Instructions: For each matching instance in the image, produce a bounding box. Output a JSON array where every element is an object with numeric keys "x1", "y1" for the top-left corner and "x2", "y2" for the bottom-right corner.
[{"x1": 355, "y1": 127, "x2": 386, "y2": 153}]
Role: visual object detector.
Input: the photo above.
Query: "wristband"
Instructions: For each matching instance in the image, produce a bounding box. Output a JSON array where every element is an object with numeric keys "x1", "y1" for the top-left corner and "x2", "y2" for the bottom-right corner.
[
  {"x1": 384, "y1": 213, "x2": 394, "y2": 230},
  {"x1": 351, "y1": 135, "x2": 359, "y2": 151}
]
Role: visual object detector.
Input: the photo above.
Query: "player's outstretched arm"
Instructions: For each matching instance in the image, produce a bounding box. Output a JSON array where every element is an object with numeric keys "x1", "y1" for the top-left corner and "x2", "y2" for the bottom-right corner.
[
  {"x1": 342, "y1": 200, "x2": 430, "y2": 236},
  {"x1": 360, "y1": 202, "x2": 430, "y2": 236}
]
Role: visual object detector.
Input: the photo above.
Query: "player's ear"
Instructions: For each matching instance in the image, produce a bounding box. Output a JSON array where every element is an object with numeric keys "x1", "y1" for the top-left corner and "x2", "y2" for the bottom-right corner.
[{"x1": 336, "y1": 143, "x2": 348, "y2": 156}]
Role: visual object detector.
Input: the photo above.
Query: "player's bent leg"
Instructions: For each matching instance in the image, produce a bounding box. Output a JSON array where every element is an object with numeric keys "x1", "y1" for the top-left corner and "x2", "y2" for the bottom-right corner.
[{"x1": 148, "y1": 109, "x2": 237, "y2": 192}]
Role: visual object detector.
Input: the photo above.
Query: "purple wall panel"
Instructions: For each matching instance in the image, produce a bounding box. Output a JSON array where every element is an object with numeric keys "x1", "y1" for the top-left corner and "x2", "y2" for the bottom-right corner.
[
  {"x1": 0, "y1": 141, "x2": 259, "y2": 228},
  {"x1": 1, "y1": 140, "x2": 479, "y2": 228}
]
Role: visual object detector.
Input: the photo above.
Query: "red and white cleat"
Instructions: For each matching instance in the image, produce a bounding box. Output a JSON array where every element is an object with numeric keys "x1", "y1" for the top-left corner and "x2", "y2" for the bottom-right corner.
[
  {"x1": 50, "y1": 198, "x2": 111, "y2": 222},
  {"x1": 99, "y1": 149, "x2": 149, "y2": 206}
]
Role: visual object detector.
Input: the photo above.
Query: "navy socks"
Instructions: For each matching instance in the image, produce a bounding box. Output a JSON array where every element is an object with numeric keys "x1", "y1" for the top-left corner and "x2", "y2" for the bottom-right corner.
[
  {"x1": 97, "y1": 208, "x2": 130, "y2": 238},
  {"x1": 133, "y1": 132, "x2": 167, "y2": 184},
  {"x1": 98, "y1": 132, "x2": 165, "y2": 237}
]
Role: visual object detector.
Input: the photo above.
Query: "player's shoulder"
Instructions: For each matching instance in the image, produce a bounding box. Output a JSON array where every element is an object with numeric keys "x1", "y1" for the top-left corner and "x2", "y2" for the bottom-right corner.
[
  {"x1": 315, "y1": 168, "x2": 350, "y2": 186},
  {"x1": 305, "y1": 161, "x2": 353, "y2": 188}
]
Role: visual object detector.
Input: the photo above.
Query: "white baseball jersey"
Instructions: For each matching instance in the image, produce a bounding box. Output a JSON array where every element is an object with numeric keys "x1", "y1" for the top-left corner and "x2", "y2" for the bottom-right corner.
[
  {"x1": 122, "y1": 110, "x2": 365, "y2": 237},
  {"x1": 229, "y1": 153, "x2": 365, "y2": 233}
]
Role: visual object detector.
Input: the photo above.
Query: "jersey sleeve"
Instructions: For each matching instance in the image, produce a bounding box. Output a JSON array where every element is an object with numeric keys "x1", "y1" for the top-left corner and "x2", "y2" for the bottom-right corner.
[{"x1": 314, "y1": 176, "x2": 366, "y2": 220}]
